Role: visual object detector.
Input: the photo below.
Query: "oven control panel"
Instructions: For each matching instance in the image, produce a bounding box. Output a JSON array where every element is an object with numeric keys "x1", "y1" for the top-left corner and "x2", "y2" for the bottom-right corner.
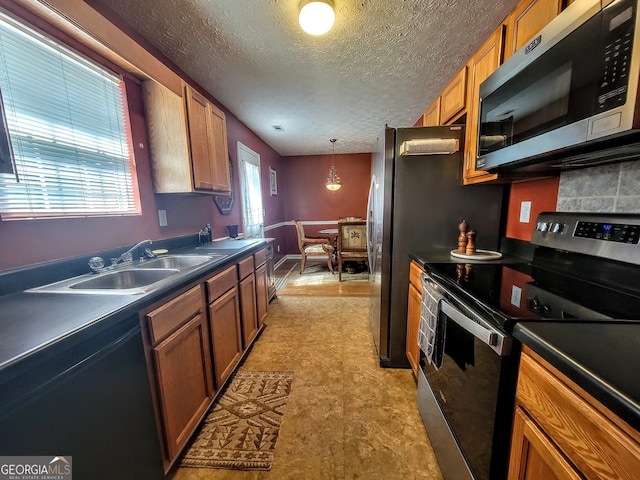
[
  {"x1": 532, "y1": 212, "x2": 640, "y2": 265},
  {"x1": 574, "y1": 221, "x2": 640, "y2": 243}
]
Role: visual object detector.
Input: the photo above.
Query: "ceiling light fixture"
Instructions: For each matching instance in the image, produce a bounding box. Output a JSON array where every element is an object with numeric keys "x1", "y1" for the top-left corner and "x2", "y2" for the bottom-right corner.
[
  {"x1": 325, "y1": 138, "x2": 341, "y2": 191},
  {"x1": 299, "y1": 0, "x2": 335, "y2": 36}
]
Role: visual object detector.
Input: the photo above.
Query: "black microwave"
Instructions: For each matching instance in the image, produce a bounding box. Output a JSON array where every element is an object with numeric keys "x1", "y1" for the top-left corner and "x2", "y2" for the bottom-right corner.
[{"x1": 477, "y1": 0, "x2": 640, "y2": 173}]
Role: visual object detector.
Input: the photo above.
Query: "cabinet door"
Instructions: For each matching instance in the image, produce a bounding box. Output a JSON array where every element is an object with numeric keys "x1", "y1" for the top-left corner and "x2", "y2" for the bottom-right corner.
[
  {"x1": 239, "y1": 273, "x2": 258, "y2": 347},
  {"x1": 207, "y1": 104, "x2": 231, "y2": 192},
  {"x1": 423, "y1": 97, "x2": 441, "y2": 126},
  {"x1": 255, "y1": 263, "x2": 268, "y2": 326},
  {"x1": 463, "y1": 27, "x2": 503, "y2": 184},
  {"x1": 503, "y1": 0, "x2": 563, "y2": 62},
  {"x1": 439, "y1": 66, "x2": 467, "y2": 125},
  {"x1": 185, "y1": 86, "x2": 216, "y2": 191},
  {"x1": 508, "y1": 406, "x2": 582, "y2": 480},
  {"x1": 209, "y1": 286, "x2": 242, "y2": 387},
  {"x1": 142, "y1": 81, "x2": 193, "y2": 193},
  {"x1": 406, "y1": 282, "x2": 421, "y2": 378},
  {"x1": 153, "y1": 313, "x2": 214, "y2": 461}
]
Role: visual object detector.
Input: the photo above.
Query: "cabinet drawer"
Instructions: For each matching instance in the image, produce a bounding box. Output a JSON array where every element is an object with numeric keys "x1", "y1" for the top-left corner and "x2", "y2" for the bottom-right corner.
[
  {"x1": 254, "y1": 248, "x2": 267, "y2": 268},
  {"x1": 409, "y1": 261, "x2": 424, "y2": 291},
  {"x1": 206, "y1": 265, "x2": 237, "y2": 302},
  {"x1": 516, "y1": 350, "x2": 640, "y2": 480},
  {"x1": 238, "y1": 255, "x2": 254, "y2": 280},
  {"x1": 146, "y1": 286, "x2": 203, "y2": 344}
]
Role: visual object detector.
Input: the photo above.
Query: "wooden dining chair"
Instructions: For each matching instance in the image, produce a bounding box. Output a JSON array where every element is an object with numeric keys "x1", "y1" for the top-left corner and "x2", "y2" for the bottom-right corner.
[
  {"x1": 292, "y1": 220, "x2": 334, "y2": 274},
  {"x1": 337, "y1": 219, "x2": 369, "y2": 281}
]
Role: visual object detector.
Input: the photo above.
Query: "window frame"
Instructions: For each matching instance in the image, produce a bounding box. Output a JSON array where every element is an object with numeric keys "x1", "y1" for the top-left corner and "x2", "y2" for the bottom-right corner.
[{"x1": 0, "y1": 10, "x2": 141, "y2": 220}]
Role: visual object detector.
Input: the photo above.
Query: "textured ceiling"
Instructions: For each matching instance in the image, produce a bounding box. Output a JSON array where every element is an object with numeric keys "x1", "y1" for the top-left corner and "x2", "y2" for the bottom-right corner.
[{"x1": 97, "y1": 0, "x2": 519, "y2": 156}]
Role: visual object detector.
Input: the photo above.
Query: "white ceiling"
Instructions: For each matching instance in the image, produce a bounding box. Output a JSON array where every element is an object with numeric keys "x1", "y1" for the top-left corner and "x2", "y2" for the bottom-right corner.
[{"x1": 97, "y1": 0, "x2": 520, "y2": 156}]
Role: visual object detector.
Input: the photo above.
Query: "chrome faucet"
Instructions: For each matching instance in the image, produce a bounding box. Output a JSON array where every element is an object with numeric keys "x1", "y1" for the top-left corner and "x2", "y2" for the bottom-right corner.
[{"x1": 112, "y1": 239, "x2": 153, "y2": 265}]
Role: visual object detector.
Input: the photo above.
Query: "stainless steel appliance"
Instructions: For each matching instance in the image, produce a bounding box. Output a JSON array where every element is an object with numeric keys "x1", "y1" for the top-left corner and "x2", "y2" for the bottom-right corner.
[
  {"x1": 367, "y1": 126, "x2": 505, "y2": 367},
  {"x1": 417, "y1": 212, "x2": 640, "y2": 479},
  {"x1": 477, "y1": 0, "x2": 640, "y2": 174}
]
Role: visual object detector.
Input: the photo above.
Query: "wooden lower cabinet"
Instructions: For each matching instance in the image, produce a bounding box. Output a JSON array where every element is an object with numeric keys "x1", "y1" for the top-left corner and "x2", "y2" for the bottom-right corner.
[
  {"x1": 508, "y1": 347, "x2": 640, "y2": 480},
  {"x1": 406, "y1": 283, "x2": 421, "y2": 377},
  {"x1": 141, "y1": 251, "x2": 268, "y2": 471},
  {"x1": 255, "y1": 263, "x2": 268, "y2": 325},
  {"x1": 208, "y1": 285, "x2": 242, "y2": 387},
  {"x1": 509, "y1": 406, "x2": 581, "y2": 480},
  {"x1": 239, "y1": 273, "x2": 258, "y2": 347},
  {"x1": 406, "y1": 260, "x2": 424, "y2": 377},
  {"x1": 143, "y1": 285, "x2": 214, "y2": 467}
]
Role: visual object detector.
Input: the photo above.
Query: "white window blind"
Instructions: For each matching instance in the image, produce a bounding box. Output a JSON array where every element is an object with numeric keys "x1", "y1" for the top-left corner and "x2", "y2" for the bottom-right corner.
[{"x1": 0, "y1": 13, "x2": 140, "y2": 219}]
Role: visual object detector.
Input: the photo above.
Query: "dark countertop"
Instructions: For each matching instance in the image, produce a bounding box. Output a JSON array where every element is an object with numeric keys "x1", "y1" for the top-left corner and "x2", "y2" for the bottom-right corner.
[
  {"x1": 514, "y1": 321, "x2": 640, "y2": 432},
  {"x1": 410, "y1": 237, "x2": 535, "y2": 268},
  {"x1": 0, "y1": 238, "x2": 267, "y2": 379}
]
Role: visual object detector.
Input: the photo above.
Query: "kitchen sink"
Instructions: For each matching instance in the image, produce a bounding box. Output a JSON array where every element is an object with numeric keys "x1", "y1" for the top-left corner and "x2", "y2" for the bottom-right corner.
[
  {"x1": 26, "y1": 253, "x2": 228, "y2": 295},
  {"x1": 69, "y1": 268, "x2": 179, "y2": 290},
  {"x1": 137, "y1": 254, "x2": 225, "y2": 269}
]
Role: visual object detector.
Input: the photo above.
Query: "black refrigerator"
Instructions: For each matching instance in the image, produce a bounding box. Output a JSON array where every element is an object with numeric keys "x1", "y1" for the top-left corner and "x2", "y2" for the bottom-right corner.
[{"x1": 367, "y1": 125, "x2": 505, "y2": 368}]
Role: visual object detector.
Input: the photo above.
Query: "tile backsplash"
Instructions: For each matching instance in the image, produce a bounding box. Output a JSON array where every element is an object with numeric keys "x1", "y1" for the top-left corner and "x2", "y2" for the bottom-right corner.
[{"x1": 557, "y1": 160, "x2": 640, "y2": 213}]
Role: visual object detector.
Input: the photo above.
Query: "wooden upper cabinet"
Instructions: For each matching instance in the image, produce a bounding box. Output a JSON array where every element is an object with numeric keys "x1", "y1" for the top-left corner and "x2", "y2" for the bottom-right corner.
[
  {"x1": 142, "y1": 80, "x2": 231, "y2": 194},
  {"x1": 184, "y1": 85, "x2": 231, "y2": 193},
  {"x1": 142, "y1": 81, "x2": 193, "y2": 193},
  {"x1": 439, "y1": 66, "x2": 467, "y2": 125},
  {"x1": 422, "y1": 66, "x2": 466, "y2": 127},
  {"x1": 185, "y1": 87, "x2": 215, "y2": 191},
  {"x1": 207, "y1": 104, "x2": 231, "y2": 192},
  {"x1": 423, "y1": 96, "x2": 441, "y2": 126},
  {"x1": 503, "y1": 0, "x2": 564, "y2": 62},
  {"x1": 463, "y1": 26, "x2": 504, "y2": 185}
]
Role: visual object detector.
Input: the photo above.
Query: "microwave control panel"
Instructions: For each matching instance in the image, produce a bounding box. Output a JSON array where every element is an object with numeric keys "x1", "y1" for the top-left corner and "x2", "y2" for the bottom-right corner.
[{"x1": 598, "y1": 0, "x2": 636, "y2": 110}]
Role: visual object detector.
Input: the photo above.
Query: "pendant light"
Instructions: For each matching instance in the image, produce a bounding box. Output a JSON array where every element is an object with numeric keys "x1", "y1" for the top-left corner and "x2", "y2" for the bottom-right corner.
[
  {"x1": 325, "y1": 138, "x2": 341, "y2": 191},
  {"x1": 299, "y1": 0, "x2": 335, "y2": 36}
]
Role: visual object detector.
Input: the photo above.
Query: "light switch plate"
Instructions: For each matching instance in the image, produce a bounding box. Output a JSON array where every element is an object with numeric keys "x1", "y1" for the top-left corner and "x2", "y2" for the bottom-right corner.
[
  {"x1": 158, "y1": 209, "x2": 168, "y2": 227},
  {"x1": 519, "y1": 201, "x2": 531, "y2": 223},
  {"x1": 511, "y1": 285, "x2": 522, "y2": 307}
]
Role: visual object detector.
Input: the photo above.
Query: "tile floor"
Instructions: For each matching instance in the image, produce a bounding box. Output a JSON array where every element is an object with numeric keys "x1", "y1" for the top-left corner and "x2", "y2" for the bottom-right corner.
[{"x1": 170, "y1": 260, "x2": 443, "y2": 480}]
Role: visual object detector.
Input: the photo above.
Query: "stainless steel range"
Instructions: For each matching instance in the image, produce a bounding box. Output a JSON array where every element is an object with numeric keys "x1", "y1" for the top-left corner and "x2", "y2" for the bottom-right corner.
[{"x1": 416, "y1": 212, "x2": 640, "y2": 480}]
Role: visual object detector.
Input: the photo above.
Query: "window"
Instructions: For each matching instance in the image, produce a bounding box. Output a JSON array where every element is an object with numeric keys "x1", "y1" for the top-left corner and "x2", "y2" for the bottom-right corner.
[
  {"x1": 0, "y1": 13, "x2": 140, "y2": 219},
  {"x1": 237, "y1": 142, "x2": 263, "y2": 238}
]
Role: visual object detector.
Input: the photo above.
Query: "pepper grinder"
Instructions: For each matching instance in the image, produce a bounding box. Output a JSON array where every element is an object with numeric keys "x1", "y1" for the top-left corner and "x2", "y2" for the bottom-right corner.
[
  {"x1": 466, "y1": 230, "x2": 477, "y2": 256},
  {"x1": 458, "y1": 219, "x2": 469, "y2": 253}
]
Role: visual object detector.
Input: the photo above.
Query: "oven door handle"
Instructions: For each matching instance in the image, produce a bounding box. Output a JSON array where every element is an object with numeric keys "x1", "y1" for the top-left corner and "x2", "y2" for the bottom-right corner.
[{"x1": 440, "y1": 301, "x2": 512, "y2": 356}]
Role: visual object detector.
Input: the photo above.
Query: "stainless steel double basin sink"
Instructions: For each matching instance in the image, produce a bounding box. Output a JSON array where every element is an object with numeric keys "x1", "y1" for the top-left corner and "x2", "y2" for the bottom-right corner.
[{"x1": 27, "y1": 254, "x2": 228, "y2": 295}]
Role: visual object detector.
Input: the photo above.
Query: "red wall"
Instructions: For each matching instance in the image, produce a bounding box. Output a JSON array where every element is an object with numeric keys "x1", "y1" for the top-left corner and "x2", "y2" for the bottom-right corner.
[
  {"x1": 505, "y1": 177, "x2": 560, "y2": 241},
  {"x1": 281, "y1": 153, "x2": 371, "y2": 254}
]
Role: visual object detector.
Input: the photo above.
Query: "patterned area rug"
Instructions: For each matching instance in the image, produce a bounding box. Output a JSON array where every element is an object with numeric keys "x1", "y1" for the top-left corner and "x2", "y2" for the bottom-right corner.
[{"x1": 180, "y1": 371, "x2": 294, "y2": 471}]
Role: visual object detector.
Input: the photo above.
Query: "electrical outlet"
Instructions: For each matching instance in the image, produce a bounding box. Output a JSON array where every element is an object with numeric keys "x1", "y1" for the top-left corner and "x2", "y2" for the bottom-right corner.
[
  {"x1": 511, "y1": 285, "x2": 522, "y2": 307},
  {"x1": 519, "y1": 201, "x2": 531, "y2": 223},
  {"x1": 158, "y1": 209, "x2": 167, "y2": 227}
]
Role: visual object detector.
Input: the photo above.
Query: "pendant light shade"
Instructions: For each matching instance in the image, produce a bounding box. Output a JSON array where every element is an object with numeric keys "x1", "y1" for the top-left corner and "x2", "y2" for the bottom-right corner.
[
  {"x1": 325, "y1": 138, "x2": 341, "y2": 191},
  {"x1": 299, "y1": 0, "x2": 335, "y2": 36}
]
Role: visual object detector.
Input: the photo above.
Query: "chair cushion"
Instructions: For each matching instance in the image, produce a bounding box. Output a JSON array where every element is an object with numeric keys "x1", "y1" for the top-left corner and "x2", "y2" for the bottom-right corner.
[{"x1": 304, "y1": 244, "x2": 331, "y2": 254}]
